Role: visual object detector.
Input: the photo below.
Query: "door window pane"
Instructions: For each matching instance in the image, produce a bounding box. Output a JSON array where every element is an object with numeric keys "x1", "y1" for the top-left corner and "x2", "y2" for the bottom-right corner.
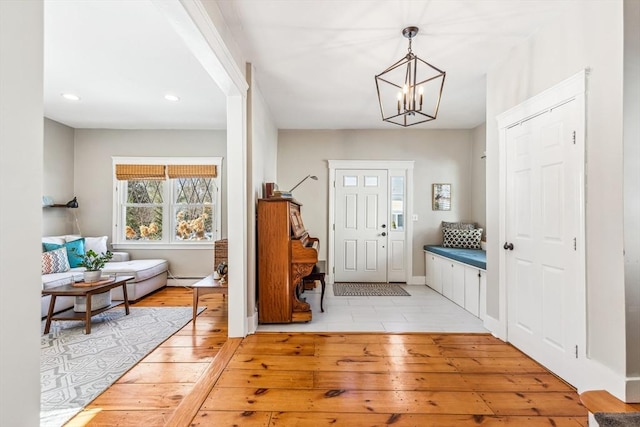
[
  {"x1": 343, "y1": 176, "x2": 357, "y2": 187},
  {"x1": 364, "y1": 176, "x2": 378, "y2": 187}
]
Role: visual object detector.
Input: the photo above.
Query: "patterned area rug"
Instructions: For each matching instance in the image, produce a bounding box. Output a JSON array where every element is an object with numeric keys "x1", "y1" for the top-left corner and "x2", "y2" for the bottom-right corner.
[
  {"x1": 333, "y1": 283, "x2": 411, "y2": 296},
  {"x1": 40, "y1": 306, "x2": 202, "y2": 427}
]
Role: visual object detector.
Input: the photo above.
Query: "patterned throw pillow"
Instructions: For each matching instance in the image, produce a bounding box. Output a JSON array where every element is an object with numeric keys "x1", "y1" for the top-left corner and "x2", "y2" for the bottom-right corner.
[
  {"x1": 442, "y1": 221, "x2": 476, "y2": 230},
  {"x1": 43, "y1": 238, "x2": 85, "y2": 268},
  {"x1": 443, "y1": 228, "x2": 483, "y2": 249},
  {"x1": 42, "y1": 247, "x2": 71, "y2": 274}
]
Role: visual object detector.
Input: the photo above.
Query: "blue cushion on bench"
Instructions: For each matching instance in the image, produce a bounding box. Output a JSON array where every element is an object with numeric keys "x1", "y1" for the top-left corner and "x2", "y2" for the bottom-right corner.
[{"x1": 424, "y1": 245, "x2": 487, "y2": 270}]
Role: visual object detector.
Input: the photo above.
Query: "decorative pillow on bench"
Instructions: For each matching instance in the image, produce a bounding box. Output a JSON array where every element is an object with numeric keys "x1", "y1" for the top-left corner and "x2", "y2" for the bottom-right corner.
[{"x1": 443, "y1": 228, "x2": 483, "y2": 249}]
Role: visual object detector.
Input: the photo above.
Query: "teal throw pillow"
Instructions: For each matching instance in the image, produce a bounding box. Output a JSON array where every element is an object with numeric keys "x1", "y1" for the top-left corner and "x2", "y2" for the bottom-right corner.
[{"x1": 43, "y1": 238, "x2": 85, "y2": 268}]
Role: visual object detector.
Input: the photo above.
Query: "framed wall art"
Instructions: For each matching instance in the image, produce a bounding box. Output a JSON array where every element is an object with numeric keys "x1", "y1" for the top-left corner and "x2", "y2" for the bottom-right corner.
[{"x1": 432, "y1": 183, "x2": 451, "y2": 211}]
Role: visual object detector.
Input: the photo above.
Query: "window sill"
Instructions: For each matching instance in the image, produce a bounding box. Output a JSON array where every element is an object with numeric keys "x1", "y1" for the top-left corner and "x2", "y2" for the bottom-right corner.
[{"x1": 112, "y1": 242, "x2": 214, "y2": 251}]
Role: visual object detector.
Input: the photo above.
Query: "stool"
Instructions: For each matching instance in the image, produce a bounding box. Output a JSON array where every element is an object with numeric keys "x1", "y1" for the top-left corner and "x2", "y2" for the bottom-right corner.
[{"x1": 302, "y1": 263, "x2": 326, "y2": 312}]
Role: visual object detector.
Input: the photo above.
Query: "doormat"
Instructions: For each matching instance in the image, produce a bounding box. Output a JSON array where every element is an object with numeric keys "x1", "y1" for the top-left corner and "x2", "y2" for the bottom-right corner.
[{"x1": 333, "y1": 283, "x2": 410, "y2": 296}]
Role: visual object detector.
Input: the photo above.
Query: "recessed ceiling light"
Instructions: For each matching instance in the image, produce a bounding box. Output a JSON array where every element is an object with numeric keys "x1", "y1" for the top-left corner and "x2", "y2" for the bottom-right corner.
[
  {"x1": 62, "y1": 93, "x2": 80, "y2": 101},
  {"x1": 164, "y1": 94, "x2": 180, "y2": 102}
]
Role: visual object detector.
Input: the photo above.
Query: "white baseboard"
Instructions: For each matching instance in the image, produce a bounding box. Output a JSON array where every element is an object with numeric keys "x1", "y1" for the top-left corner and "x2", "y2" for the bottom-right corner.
[
  {"x1": 483, "y1": 313, "x2": 507, "y2": 341},
  {"x1": 167, "y1": 277, "x2": 203, "y2": 287},
  {"x1": 247, "y1": 309, "x2": 258, "y2": 335},
  {"x1": 408, "y1": 275, "x2": 426, "y2": 285}
]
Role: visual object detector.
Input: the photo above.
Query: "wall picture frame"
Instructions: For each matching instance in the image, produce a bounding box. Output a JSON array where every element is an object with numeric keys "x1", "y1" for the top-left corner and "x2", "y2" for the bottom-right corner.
[{"x1": 432, "y1": 183, "x2": 451, "y2": 211}]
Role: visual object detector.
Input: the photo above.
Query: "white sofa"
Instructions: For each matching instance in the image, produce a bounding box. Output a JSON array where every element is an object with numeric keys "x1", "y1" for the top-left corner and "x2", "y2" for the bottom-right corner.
[{"x1": 41, "y1": 235, "x2": 168, "y2": 317}]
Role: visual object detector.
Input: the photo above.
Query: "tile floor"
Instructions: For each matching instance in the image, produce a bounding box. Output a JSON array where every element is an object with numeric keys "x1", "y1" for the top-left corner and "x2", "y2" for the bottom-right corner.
[{"x1": 257, "y1": 283, "x2": 488, "y2": 333}]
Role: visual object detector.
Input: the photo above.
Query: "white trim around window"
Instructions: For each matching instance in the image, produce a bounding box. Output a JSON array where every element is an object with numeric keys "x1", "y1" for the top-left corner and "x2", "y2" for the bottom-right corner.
[{"x1": 111, "y1": 156, "x2": 223, "y2": 250}]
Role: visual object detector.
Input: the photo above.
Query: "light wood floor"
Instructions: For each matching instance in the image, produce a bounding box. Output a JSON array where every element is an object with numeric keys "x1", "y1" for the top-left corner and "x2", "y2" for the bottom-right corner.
[{"x1": 66, "y1": 287, "x2": 588, "y2": 426}]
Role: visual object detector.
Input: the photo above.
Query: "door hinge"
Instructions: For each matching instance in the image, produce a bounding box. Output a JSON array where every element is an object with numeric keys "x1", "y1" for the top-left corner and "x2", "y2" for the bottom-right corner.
[
  {"x1": 575, "y1": 345, "x2": 578, "y2": 359},
  {"x1": 572, "y1": 130, "x2": 576, "y2": 145},
  {"x1": 332, "y1": 266, "x2": 335, "y2": 274},
  {"x1": 573, "y1": 237, "x2": 577, "y2": 251},
  {"x1": 332, "y1": 224, "x2": 335, "y2": 231}
]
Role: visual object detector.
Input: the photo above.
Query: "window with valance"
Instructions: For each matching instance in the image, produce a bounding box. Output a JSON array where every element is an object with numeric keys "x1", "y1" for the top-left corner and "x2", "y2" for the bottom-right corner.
[{"x1": 112, "y1": 158, "x2": 222, "y2": 247}]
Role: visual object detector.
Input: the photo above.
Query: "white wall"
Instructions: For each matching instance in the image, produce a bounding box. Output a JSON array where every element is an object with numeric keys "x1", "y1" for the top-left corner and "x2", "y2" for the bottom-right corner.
[
  {"x1": 247, "y1": 64, "x2": 278, "y2": 325},
  {"x1": 0, "y1": 1, "x2": 43, "y2": 425},
  {"x1": 486, "y1": 0, "x2": 633, "y2": 397},
  {"x1": 278, "y1": 129, "x2": 475, "y2": 277},
  {"x1": 471, "y1": 123, "x2": 487, "y2": 233},
  {"x1": 73, "y1": 129, "x2": 226, "y2": 277},
  {"x1": 623, "y1": 0, "x2": 640, "y2": 382},
  {"x1": 43, "y1": 118, "x2": 76, "y2": 235}
]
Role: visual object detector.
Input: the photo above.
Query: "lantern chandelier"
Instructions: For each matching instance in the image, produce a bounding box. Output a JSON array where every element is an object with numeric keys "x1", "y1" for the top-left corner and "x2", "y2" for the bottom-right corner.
[{"x1": 375, "y1": 26, "x2": 446, "y2": 127}]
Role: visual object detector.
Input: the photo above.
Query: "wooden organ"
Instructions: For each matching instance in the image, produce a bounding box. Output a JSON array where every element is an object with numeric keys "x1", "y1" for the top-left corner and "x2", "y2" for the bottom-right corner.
[{"x1": 257, "y1": 198, "x2": 319, "y2": 323}]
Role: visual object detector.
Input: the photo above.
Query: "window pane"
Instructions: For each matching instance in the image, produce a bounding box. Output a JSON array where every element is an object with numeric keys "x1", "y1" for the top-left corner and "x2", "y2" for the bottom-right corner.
[
  {"x1": 127, "y1": 180, "x2": 163, "y2": 203},
  {"x1": 125, "y1": 207, "x2": 163, "y2": 240},
  {"x1": 175, "y1": 178, "x2": 214, "y2": 204},
  {"x1": 175, "y1": 206, "x2": 213, "y2": 241},
  {"x1": 343, "y1": 176, "x2": 357, "y2": 187},
  {"x1": 364, "y1": 176, "x2": 378, "y2": 187}
]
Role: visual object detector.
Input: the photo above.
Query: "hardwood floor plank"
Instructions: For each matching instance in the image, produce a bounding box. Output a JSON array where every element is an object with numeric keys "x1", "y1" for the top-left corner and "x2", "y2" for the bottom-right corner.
[
  {"x1": 439, "y1": 344, "x2": 525, "y2": 358},
  {"x1": 431, "y1": 334, "x2": 504, "y2": 345},
  {"x1": 461, "y1": 373, "x2": 574, "y2": 392},
  {"x1": 87, "y1": 383, "x2": 194, "y2": 410},
  {"x1": 314, "y1": 371, "x2": 469, "y2": 391},
  {"x1": 161, "y1": 334, "x2": 228, "y2": 348},
  {"x1": 190, "y1": 410, "x2": 272, "y2": 426},
  {"x1": 65, "y1": 409, "x2": 171, "y2": 426},
  {"x1": 227, "y1": 354, "x2": 391, "y2": 372},
  {"x1": 244, "y1": 333, "x2": 316, "y2": 344},
  {"x1": 238, "y1": 341, "x2": 316, "y2": 356},
  {"x1": 386, "y1": 356, "x2": 458, "y2": 372},
  {"x1": 217, "y1": 369, "x2": 315, "y2": 388},
  {"x1": 314, "y1": 343, "x2": 442, "y2": 357},
  {"x1": 202, "y1": 388, "x2": 493, "y2": 414},
  {"x1": 117, "y1": 362, "x2": 209, "y2": 384},
  {"x1": 479, "y1": 391, "x2": 587, "y2": 416},
  {"x1": 268, "y1": 412, "x2": 585, "y2": 426},
  {"x1": 141, "y1": 347, "x2": 219, "y2": 363},
  {"x1": 450, "y1": 357, "x2": 548, "y2": 373}
]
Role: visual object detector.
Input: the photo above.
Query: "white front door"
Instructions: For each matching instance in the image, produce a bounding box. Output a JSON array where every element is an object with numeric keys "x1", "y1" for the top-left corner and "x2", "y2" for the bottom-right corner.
[
  {"x1": 334, "y1": 169, "x2": 388, "y2": 282},
  {"x1": 505, "y1": 99, "x2": 582, "y2": 387}
]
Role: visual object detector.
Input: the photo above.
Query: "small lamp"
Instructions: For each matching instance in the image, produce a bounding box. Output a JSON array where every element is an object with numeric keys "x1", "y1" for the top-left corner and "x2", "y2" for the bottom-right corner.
[{"x1": 289, "y1": 175, "x2": 318, "y2": 192}]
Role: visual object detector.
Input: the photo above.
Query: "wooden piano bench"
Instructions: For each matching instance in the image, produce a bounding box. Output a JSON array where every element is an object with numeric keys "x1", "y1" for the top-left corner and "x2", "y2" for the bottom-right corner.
[{"x1": 302, "y1": 263, "x2": 326, "y2": 312}]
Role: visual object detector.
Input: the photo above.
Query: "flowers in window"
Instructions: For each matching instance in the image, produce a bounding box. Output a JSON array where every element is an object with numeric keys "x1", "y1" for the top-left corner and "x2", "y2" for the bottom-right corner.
[{"x1": 175, "y1": 210, "x2": 211, "y2": 240}]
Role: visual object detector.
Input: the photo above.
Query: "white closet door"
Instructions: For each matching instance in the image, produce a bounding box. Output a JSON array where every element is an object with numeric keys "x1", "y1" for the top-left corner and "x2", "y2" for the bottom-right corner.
[{"x1": 505, "y1": 99, "x2": 582, "y2": 387}]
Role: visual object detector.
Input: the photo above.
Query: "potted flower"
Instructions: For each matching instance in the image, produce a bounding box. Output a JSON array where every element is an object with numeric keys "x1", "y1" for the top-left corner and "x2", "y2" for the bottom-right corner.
[{"x1": 78, "y1": 249, "x2": 114, "y2": 283}]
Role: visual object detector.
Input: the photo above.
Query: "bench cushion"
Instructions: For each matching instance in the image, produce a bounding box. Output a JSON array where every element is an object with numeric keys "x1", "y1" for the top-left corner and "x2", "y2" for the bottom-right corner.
[
  {"x1": 424, "y1": 245, "x2": 487, "y2": 270},
  {"x1": 101, "y1": 259, "x2": 168, "y2": 283}
]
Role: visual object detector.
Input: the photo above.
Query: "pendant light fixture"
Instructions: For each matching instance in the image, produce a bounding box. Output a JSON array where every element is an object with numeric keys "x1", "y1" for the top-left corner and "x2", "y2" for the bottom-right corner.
[{"x1": 375, "y1": 26, "x2": 446, "y2": 127}]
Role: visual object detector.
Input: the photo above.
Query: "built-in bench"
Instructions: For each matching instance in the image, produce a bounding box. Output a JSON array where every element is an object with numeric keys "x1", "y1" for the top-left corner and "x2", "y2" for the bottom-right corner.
[
  {"x1": 423, "y1": 245, "x2": 487, "y2": 319},
  {"x1": 423, "y1": 245, "x2": 486, "y2": 270}
]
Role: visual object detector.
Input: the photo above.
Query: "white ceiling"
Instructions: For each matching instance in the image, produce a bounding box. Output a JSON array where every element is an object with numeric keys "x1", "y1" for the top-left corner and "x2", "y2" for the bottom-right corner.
[{"x1": 44, "y1": 0, "x2": 574, "y2": 130}]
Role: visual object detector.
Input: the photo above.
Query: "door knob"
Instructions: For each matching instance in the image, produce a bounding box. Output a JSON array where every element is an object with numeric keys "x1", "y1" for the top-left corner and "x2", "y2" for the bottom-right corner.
[
  {"x1": 503, "y1": 242, "x2": 514, "y2": 250},
  {"x1": 381, "y1": 224, "x2": 386, "y2": 228},
  {"x1": 381, "y1": 232, "x2": 387, "y2": 237}
]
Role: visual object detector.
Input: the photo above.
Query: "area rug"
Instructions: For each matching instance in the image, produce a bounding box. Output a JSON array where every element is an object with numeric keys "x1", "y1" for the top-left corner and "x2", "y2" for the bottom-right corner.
[
  {"x1": 40, "y1": 306, "x2": 202, "y2": 427},
  {"x1": 333, "y1": 283, "x2": 411, "y2": 296}
]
